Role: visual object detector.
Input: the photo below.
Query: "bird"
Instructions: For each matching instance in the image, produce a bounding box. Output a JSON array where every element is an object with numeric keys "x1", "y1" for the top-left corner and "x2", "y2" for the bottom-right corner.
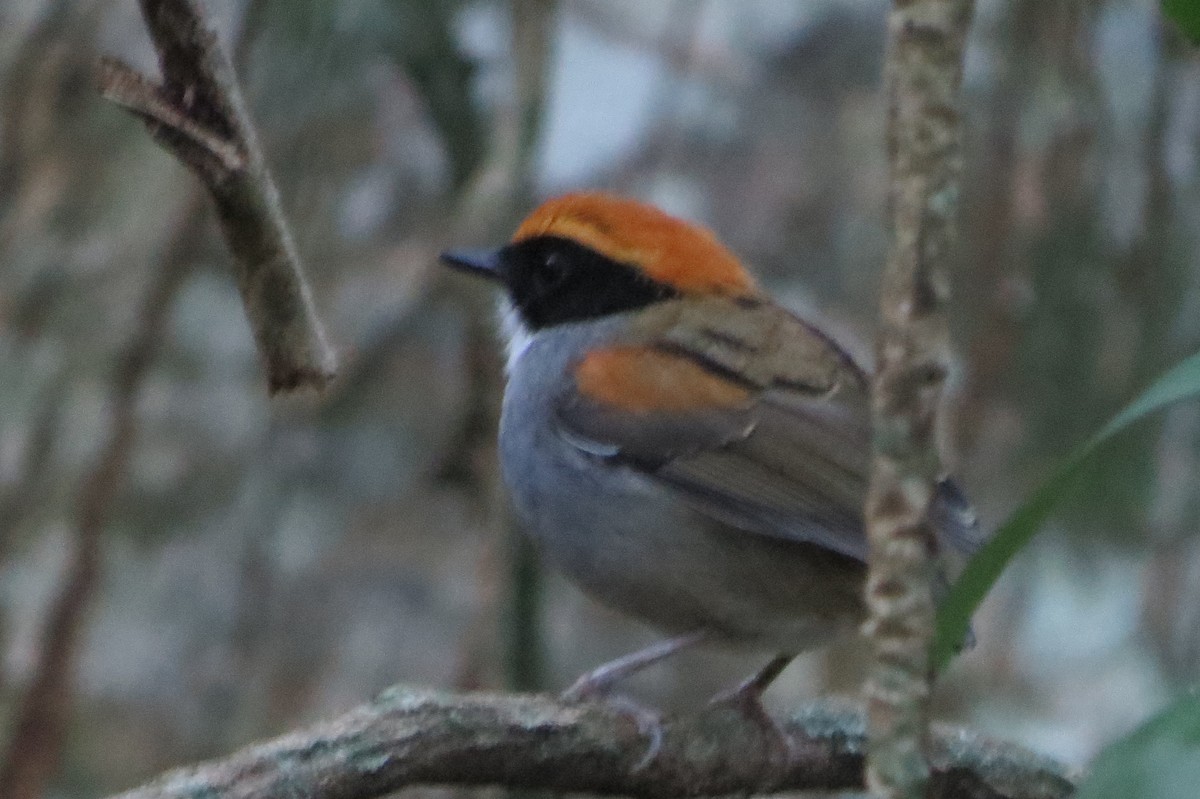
[{"x1": 440, "y1": 191, "x2": 978, "y2": 721}]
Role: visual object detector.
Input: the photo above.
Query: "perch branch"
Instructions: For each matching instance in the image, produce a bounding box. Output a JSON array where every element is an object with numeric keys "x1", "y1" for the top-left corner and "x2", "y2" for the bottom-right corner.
[
  {"x1": 95, "y1": 0, "x2": 335, "y2": 394},
  {"x1": 109, "y1": 688, "x2": 1073, "y2": 799},
  {"x1": 865, "y1": 1, "x2": 975, "y2": 798}
]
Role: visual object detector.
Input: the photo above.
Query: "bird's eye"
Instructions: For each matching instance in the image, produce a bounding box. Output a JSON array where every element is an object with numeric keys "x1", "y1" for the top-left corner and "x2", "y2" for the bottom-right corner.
[{"x1": 535, "y1": 252, "x2": 568, "y2": 290}]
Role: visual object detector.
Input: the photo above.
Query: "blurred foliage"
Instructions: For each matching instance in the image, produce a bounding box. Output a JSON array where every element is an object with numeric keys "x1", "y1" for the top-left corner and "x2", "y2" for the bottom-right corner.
[
  {"x1": 1079, "y1": 692, "x2": 1200, "y2": 799},
  {"x1": 0, "y1": 1, "x2": 1198, "y2": 796},
  {"x1": 936, "y1": 349, "x2": 1200, "y2": 670},
  {"x1": 1162, "y1": 0, "x2": 1200, "y2": 43},
  {"x1": 256, "y1": 0, "x2": 484, "y2": 189}
]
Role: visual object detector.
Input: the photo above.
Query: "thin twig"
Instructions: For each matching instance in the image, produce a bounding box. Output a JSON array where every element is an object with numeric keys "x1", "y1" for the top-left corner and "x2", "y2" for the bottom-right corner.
[
  {"x1": 0, "y1": 0, "x2": 72, "y2": 206},
  {"x1": 95, "y1": 0, "x2": 336, "y2": 394},
  {"x1": 444, "y1": 0, "x2": 559, "y2": 694},
  {"x1": 1, "y1": 6, "x2": 279, "y2": 788},
  {"x1": 0, "y1": 0, "x2": 115, "y2": 252},
  {"x1": 318, "y1": 0, "x2": 558, "y2": 411},
  {"x1": 0, "y1": 194, "x2": 206, "y2": 799},
  {"x1": 955, "y1": 0, "x2": 1038, "y2": 450},
  {"x1": 97, "y1": 57, "x2": 245, "y2": 173},
  {"x1": 0, "y1": 375, "x2": 68, "y2": 559},
  {"x1": 107, "y1": 688, "x2": 1073, "y2": 799},
  {"x1": 865, "y1": 2, "x2": 974, "y2": 798}
]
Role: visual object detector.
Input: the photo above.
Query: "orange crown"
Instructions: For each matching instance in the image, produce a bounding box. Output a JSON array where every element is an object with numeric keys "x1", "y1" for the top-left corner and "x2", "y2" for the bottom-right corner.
[{"x1": 511, "y1": 192, "x2": 759, "y2": 296}]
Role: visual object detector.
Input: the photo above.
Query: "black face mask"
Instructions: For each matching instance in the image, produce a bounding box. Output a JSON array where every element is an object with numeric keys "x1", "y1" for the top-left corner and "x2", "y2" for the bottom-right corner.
[{"x1": 441, "y1": 235, "x2": 679, "y2": 330}]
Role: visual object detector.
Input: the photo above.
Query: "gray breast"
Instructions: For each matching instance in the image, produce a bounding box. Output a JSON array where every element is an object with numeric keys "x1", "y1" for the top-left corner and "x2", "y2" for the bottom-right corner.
[{"x1": 495, "y1": 320, "x2": 865, "y2": 650}]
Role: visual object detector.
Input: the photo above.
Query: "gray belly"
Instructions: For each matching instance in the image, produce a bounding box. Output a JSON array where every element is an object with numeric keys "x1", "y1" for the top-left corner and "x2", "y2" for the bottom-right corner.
[{"x1": 499, "y1": 397, "x2": 865, "y2": 652}]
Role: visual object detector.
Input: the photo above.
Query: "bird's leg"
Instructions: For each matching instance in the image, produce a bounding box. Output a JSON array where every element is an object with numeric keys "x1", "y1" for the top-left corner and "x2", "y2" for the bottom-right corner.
[
  {"x1": 562, "y1": 631, "x2": 708, "y2": 702},
  {"x1": 714, "y1": 653, "x2": 794, "y2": 704},
  {"x1": 706, "y1": 654, "x2": 796, "y2": 768},
  {"x1": 561, "y1": 631, "x2": 707, "y2": 772}
]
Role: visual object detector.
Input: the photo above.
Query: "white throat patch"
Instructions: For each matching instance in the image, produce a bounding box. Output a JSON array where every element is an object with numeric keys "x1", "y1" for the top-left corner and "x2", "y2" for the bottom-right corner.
[{"x1": 499, "y1": 301, "x2": 533, "y2": 375}]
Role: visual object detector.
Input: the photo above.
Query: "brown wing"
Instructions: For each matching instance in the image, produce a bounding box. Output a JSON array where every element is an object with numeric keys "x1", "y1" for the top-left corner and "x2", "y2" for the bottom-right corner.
[
  {"x1": 647, "y1": 384, "x2": 872, "y2": 560},
  {"x1": 558, "y1": 297, "x2": 983, "y2": 560},
  {"x1": 556, "y1": 297, "x2": 878, "y2": 561}
]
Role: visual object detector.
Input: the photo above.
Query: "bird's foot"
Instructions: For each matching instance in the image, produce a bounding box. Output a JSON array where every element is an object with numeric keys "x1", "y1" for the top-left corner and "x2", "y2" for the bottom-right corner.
[
  {"x1": 559, "y1": 633, "x2": 707, "y2": 772},
  {"x1": 703, "y1": 655, "x2": 797, "y2": 775},
  {"x1": 560, "y1": 683, "x2": 665, "y2": 772}
]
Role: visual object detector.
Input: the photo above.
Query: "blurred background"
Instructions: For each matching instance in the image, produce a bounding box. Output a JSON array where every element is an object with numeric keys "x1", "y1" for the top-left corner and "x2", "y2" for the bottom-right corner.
[{"x1": 1, "y1": 0, "x2": 1198, "y2": 795}]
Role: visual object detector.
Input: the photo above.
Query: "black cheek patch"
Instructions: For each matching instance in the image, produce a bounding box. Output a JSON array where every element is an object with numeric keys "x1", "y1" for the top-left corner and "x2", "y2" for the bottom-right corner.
[{"x1": 502, "y1": 236, "x2": 679, "y2": 330}]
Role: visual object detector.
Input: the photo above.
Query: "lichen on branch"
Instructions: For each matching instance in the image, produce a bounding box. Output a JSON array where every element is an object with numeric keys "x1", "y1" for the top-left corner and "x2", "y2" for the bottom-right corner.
[
  {"x1": 108, "y1": 688, "x2": 1072, "y2": 799},
  {"x1": 865, "y1": 1, "x2": 976, "y2": 798}
]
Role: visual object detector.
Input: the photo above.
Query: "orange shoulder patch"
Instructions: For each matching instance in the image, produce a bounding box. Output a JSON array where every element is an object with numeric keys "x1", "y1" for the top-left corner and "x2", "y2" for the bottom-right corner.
[
  {"x1": 512, "y1": 192, "x2": 758, "y2": 297},
  {"x1": 574, "y1": 346, "x2": 753, "y2": 413}
]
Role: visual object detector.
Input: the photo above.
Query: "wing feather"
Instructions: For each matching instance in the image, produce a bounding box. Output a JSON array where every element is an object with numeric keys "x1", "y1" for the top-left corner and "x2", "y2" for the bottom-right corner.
[{"x1": 554, "y1": 299, "x2": 979, "y2": 564}]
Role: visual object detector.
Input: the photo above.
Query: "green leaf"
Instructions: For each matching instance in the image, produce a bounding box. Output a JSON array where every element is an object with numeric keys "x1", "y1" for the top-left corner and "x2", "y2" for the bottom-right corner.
[
  {"x1": 933, "y1": 350, "x2": 1200, "y2": 670},
  {"x1": 1078, "y1": 693, "x2": 1200, "y2": 799},
  {"x1": 1163, "y1": 0, "x2": 1200, "y2": 45}
]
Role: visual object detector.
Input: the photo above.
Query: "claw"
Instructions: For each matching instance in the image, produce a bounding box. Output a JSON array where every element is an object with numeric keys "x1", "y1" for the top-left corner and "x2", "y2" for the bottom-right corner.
[
  {"x1": 607, "y1": 694, "x2": 666, "y2": 772},
  {"x1": 560, "y1": 687, "x2": 665, "y2": 772},
  {"x1": 559, "y1": 632, "x2": 708, "y2": 772}
]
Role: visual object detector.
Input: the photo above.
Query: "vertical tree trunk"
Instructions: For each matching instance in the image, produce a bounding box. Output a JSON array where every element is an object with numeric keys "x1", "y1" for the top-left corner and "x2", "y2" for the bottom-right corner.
[{"x1": 865, "y1": 2, "x2": 975, "y2": 798}]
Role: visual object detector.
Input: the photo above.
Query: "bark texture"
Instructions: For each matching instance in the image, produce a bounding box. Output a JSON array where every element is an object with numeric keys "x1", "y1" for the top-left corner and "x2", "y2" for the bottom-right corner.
[
  {"x1": 109, "y1": 688, "x2": 1073, "y2": 799},
  {"x1": 96, "y1": 0, "x2": 335, "y2": 394},
  {"x1": 866, "y1": 1, "x2": 975, "y2": 797}
]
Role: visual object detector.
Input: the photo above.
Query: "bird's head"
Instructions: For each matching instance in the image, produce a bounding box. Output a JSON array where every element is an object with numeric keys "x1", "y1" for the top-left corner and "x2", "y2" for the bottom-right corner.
[{"x1": 440, "y1": 192, "x2": 759, "y2": 332}]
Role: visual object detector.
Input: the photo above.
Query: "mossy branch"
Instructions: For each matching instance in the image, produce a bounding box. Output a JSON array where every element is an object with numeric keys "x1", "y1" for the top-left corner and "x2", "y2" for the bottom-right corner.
[{"x1": 109, "y1": 688, "x2": 1072, "y2": 799}]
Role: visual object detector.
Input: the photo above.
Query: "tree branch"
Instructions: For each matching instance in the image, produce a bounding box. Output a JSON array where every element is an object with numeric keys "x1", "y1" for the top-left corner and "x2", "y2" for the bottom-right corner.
[
  {"x1": 97, "y1": 58, "x2": 245, "y2": 174},
  {"x1": 866, "y1": 1, "x2": 975, "y2": 797},
  {"x1": 109, "y1": 688, "x2": 1072, "y2": 799},
  {"x1": 95, "y1": 0, "x2": 336, "y2": 394}
]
